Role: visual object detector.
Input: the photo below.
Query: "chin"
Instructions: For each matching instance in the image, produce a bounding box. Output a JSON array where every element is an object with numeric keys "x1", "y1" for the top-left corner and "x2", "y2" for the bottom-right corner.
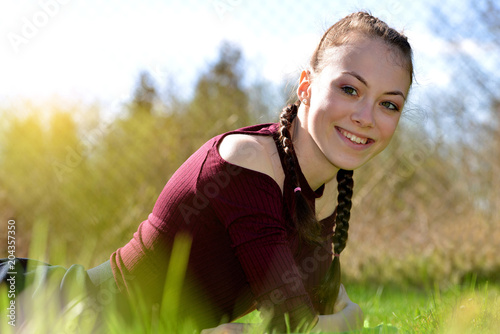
[{"x1": 333, "y1": 158, "x2": 369, "y2": 171}]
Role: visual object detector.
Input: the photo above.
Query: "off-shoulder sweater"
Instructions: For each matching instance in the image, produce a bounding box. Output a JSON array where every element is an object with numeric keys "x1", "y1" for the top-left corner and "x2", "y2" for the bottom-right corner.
[{"x1": 110, "y1": 123, "x2": 336, "y2": 331}]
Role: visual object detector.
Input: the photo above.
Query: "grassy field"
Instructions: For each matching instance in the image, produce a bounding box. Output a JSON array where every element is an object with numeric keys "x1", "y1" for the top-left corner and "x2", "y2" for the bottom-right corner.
[
  {"x1": 348, "y1": 282, "x2": 500, "y2": 333},
  {"x1": 233, "y1": 282, "x2": 500, "y2": 333},
  {"x1": 2, "y1": 273, "x2": 498, "y2": 333},
  {"x1": 2, "y1": 223, "x2": 499, "y2": 334}
]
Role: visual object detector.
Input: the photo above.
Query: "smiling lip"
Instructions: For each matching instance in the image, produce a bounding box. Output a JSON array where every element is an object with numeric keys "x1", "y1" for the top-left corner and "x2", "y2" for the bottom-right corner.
[{"x1": 335, "y1": 126, "x2": 374, "y2": 146}]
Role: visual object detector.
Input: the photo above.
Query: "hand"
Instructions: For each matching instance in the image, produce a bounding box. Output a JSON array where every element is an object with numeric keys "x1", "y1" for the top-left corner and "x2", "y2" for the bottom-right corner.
[
  {"x1": 201, "y1": 323, "x2": 252, "y2": 334},
  {"x1": 333, "y1": 284, "x2": 351, "y2": 314}
]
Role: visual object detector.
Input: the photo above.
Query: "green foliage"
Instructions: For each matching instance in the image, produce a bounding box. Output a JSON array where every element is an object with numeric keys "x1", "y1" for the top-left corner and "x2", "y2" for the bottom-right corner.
[
  {"x1": 181, "y1": 41, "x2": 255, "y2": 152},
  {"x1": 0, "y1": 42, "x2": 260, "y2": 268},
  {"x1": 129, "y1": 71, "x2": 159, "y2": 116}
]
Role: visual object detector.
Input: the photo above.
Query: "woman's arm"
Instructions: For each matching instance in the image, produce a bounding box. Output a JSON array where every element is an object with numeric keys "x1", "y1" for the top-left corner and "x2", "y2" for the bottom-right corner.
[{"x1": 311, "y1": 284, "x2": 364, "y2": 333}]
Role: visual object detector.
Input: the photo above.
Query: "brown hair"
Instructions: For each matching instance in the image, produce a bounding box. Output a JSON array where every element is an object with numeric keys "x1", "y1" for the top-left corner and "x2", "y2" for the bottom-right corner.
[
  {"x1": 310, "y1": 11, "x2": 413, "y2": 84},
  {"x1": 278, "y1": 11, "x2": 413, "y2": 312}
]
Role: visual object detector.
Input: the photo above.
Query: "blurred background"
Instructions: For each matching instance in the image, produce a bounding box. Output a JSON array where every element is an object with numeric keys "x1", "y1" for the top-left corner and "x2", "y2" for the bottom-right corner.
[{"x1": 0, "y1": 0, "x2": 499, "y2": 289}]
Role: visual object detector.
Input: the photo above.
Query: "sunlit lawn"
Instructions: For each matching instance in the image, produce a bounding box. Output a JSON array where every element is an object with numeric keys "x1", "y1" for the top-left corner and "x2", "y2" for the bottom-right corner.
[
  {"x1": 349, "y1": 282, "x2": 500, "y2": 333},
  {"x1": 1, "y1": 276, "x2": 499, "y2": 333},
  {"x1": 233, "y1": 281, "x2": 500, "y2": 333},
  {"x1": 1, "y1": 224, "x2": 499, "y2": 333}
]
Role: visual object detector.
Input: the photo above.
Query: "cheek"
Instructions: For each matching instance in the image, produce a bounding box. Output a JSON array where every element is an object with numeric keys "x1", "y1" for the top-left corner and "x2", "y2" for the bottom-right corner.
[
  {"x1": 311, "y1": 84, "x2": 337, "y2": 110},
  {"x1": 378, "y1": 115, "x2": 400, "y2": 139},
  {"x1": 312, "y1": 97, "x2": 347, "y2": 124}
]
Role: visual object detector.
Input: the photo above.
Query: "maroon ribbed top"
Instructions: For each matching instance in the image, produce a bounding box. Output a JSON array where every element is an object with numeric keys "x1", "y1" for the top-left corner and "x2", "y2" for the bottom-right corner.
[{"x1": 110, "y1": 123, "x2": 336, "y2": 330}]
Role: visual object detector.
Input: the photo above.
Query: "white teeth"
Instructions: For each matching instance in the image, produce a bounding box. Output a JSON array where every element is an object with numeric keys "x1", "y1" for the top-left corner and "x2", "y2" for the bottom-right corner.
[{"x1": 340, "y1": 129, "x2": 368, "y2": 144}]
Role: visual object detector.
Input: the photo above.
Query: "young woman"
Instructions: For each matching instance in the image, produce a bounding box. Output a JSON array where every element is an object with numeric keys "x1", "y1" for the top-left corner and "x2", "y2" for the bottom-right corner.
[
  {"x1": 2, "y1": 11, "x2": 413, "y2": 334},
  {"x1": 102, "y1": 11, "x2": 414, "y2": 333}
]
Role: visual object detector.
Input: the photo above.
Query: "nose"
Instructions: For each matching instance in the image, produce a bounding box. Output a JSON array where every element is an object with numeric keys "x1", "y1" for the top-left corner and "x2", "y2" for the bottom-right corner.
[{"x1": 351, "y1": 101, "x2": 375, "y2": 128}]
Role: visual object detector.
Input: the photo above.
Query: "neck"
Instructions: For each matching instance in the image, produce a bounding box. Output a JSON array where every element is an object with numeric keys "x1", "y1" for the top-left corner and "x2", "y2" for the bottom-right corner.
[{"x1": 292, "y1": 114, "x2": 340, "y2": 190}]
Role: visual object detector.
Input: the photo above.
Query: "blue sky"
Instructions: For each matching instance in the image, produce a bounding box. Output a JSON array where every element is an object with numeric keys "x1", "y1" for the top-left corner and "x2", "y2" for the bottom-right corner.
[{"x1": 0, "y1": 0, "x2": 464, "y2": 113}]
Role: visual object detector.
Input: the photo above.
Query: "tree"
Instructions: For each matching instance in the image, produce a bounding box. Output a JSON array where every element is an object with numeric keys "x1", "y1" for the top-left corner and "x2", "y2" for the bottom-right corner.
[
  {"x1": 183, "y1": 41, "x2": 254, "y2": 151},
  {"x1": 129, "y1": 71, "x2": 159, "y2": 116},
  {"x1": 426, "y1": 0, "x2": 500, "y2": 220}
]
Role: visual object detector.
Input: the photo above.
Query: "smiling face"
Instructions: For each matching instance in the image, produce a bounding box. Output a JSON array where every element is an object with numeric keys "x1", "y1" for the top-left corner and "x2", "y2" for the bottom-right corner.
[{"x1": 297, "y1": 36, "x2": 412, "y2": 172}]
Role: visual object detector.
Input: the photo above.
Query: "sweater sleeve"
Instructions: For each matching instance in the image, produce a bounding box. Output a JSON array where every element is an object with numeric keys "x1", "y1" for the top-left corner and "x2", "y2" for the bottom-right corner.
[{"x1": 208, "y1": 163, "x2": 318, "y2": 331}]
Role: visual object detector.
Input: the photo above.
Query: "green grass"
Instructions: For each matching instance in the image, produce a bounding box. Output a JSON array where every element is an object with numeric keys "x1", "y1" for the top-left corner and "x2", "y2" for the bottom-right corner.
[
  {"x1": 2, "y1": 276, "x2": 499, "y2": 333},
  {"x1": 1, "y1": 224, "x2": 499, "y2": 333},
  {"x1": 347, "y1": 282, "x2": 500, "y2": 333},
  {"x1": 233, "y1": 281, "x2": 500, "y2": 333}
]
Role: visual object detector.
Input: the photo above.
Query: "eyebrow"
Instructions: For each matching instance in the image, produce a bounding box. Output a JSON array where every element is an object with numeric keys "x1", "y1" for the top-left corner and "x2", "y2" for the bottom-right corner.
[
  {"x1": 342, "y1": 71, "x2": 407, "y2": 100},
  {"x1": 343, "y1": 71, "x2": 368, "y2": 87}
]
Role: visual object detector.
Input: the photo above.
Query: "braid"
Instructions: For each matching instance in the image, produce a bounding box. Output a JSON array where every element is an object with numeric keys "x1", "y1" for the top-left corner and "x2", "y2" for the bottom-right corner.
[
  {"x1": 278, "y1": 102, "x2": 355, "y2": 311},
  {"x1": 278, "y1": 101, "x2": 322, "y2": 243},
  {"x1": 334, "y1": 169, "x2": 353, "y2": 255},
  {"x1": 316, "y1": 169, "x2": 354, "y2": 314}
]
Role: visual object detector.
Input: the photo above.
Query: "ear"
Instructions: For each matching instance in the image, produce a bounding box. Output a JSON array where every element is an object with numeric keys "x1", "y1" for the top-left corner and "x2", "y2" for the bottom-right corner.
[{"x1": 297, "y1": 69, "x2": 311, "y2": 101}]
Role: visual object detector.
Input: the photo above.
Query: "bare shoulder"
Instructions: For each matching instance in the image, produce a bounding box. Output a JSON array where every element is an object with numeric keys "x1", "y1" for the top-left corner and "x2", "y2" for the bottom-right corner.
[{"x1": 218, "y1": 134, "x2": 283, "y2": 188}]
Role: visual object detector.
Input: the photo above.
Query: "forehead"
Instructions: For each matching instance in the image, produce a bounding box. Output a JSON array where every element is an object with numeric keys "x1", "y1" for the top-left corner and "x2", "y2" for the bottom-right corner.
[{"x1": 318, "y1": 38, "x2": 411, "y2": 93}]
